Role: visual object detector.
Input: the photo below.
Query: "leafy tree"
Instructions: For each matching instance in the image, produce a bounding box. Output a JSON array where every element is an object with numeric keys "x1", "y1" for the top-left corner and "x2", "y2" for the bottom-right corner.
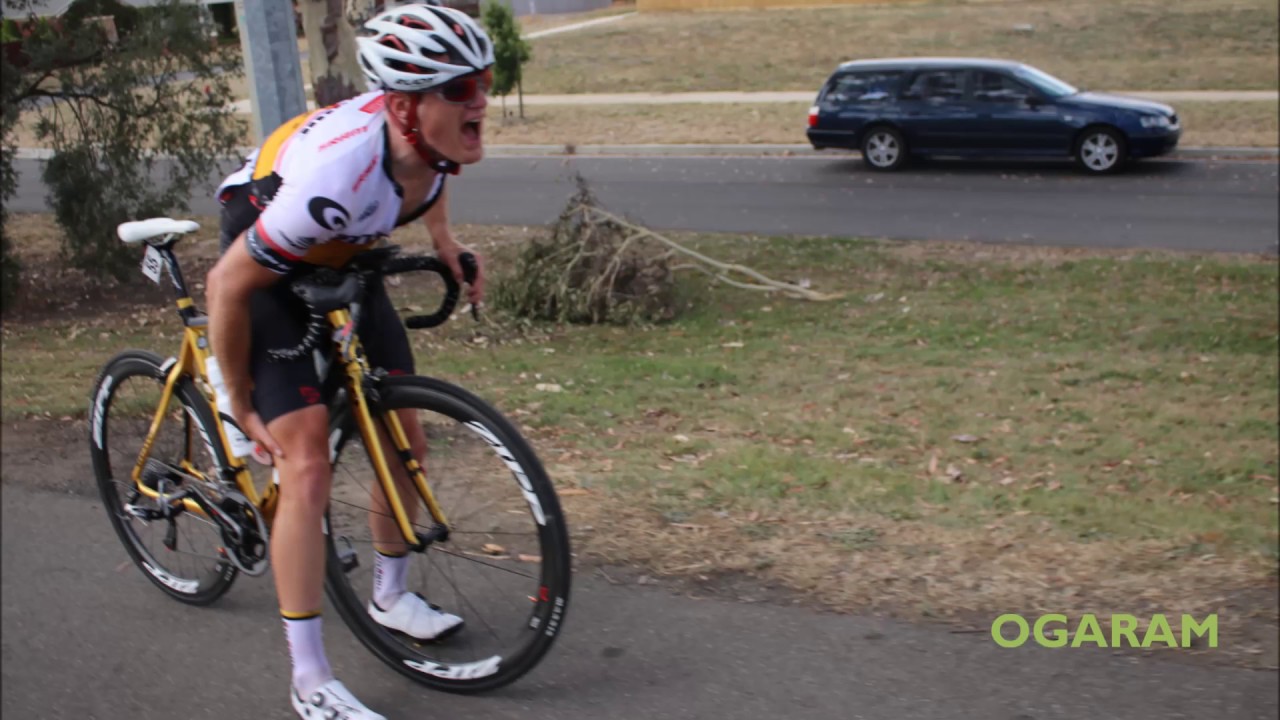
[
  {"x1": 0, "y1": 0, "x2": 245, "y2": 310},
  {"x1": 481, "y1": 0, "x2": 530, "y2": 119}
]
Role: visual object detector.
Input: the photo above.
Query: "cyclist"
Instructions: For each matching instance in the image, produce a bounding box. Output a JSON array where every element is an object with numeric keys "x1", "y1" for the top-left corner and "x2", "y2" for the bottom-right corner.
[{"x1": 204, "y1": 4, "x2": 493, "y2": 718}]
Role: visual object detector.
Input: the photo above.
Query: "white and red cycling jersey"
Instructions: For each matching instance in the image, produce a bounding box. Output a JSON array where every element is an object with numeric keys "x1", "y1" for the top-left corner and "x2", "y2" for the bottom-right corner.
[{"x1": 217, "y1": 90, "x2": 444, "y2": 274}]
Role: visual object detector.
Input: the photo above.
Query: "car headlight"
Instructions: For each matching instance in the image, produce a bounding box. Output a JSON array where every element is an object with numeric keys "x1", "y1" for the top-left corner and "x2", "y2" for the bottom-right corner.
[{"x1": 1140, "y1": 115, "x2": 1173, "y2": 128}]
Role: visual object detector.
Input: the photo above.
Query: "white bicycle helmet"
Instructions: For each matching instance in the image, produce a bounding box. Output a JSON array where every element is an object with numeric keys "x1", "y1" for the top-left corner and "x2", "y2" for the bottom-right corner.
[{"x1": 357, "y1": 3, "x2": 495, "y2": 94}]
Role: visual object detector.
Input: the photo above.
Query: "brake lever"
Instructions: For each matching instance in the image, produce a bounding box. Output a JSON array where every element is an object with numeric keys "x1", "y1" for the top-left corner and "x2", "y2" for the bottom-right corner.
[{"x1": 459, "y1": 252, "x2": 481, "y2": 322}]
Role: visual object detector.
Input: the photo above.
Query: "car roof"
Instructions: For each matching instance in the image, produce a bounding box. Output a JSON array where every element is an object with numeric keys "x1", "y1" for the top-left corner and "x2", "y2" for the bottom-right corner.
[{"x1": 834, "y1": 57, "x2": 1025, "y2": 73}]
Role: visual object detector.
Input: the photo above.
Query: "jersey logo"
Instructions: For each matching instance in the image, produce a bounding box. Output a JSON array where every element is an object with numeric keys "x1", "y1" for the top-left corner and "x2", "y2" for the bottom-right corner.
[
  {"x1": 352, "y1": 155, "x2": 379, "y2": 193},
  {"x1": 308, "y1": 197, "x2": 351, "y2": 231}
]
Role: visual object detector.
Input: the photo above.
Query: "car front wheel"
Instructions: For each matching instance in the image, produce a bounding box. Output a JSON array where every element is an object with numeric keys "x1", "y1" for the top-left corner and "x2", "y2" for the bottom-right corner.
[
  {"x1": 1075, "y1": 127, "x2": 1127, "y2": 174},
  {"x1": 861, "y1": 126, "x2": 907, "y2": 171}
]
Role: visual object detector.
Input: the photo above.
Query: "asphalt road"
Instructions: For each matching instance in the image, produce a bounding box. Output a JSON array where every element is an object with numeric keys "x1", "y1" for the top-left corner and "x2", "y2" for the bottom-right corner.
[
  {"x1": 3, "y1": 483, "x2": 1277, "y2": 720},
  {"x1": 9, "y1": 155, "x2": 1278, "y2": 254}
]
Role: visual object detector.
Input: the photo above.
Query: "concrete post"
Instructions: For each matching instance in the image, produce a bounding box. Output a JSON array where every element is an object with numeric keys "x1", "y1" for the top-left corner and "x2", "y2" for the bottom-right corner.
[{"x1": 234, "y1": 0, "x2": 308, "y2": 143}]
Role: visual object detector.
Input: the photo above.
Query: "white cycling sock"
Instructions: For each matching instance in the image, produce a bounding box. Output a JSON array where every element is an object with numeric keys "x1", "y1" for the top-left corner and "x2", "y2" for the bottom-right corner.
[
  {"x1": 283, "y1": 613, "x2": 333, "y2": 697},
  {"x1": 373, "y1": 550, "x2": 409, "y2": 610}
]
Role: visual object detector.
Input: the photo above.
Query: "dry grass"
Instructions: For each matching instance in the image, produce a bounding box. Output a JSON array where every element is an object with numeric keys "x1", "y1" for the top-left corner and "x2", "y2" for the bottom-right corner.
[
  {"x1": 484, "y1": 99, "x2": 1280, "y2": 148},
  {"x1": 11, "y1": 97, "x2": 1276, "y2": 150},
  {"x1": 524, "y1": 0, "x2": 1279, "y2": 93}
]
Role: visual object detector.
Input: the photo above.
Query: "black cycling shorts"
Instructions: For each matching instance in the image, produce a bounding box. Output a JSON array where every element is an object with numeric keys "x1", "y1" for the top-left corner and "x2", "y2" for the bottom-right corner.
[{"x1": 219, "y1": 184, "x2": 415, "y2": 425}]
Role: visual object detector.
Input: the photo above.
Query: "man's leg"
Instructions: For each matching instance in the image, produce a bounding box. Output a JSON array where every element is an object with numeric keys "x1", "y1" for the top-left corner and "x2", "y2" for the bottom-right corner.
[
  {"x1": 268, "y1": 405, "x2": 336, "y2": 695},
  {"x1": 357, "y1": 280, "x2": 463, "y2": 638},
  {"x1": 363, "y1": 406, "x2": 464, "y2": 639},
  {"x1": 366, "y1": 407, "x2": 427, "y2": 556}
]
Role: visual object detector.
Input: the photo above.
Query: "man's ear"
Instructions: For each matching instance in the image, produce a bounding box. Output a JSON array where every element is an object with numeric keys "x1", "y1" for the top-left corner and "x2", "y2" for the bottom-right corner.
[{"x1": 385, "y1": 92, "x2": 412, "y2": 125}]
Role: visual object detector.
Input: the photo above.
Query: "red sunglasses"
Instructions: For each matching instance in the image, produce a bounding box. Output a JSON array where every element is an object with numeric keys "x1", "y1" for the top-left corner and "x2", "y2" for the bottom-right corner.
[{"x1": 437, "y1": 68, "x2": 493, "y2": 104}]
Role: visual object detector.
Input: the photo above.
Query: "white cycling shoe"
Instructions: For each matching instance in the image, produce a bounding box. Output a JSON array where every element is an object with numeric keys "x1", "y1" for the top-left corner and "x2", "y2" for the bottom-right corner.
[
  {"x1": 291, "y1": 679, "x2": 386, "y2": 720},
  {"x1": 368, "y1": 592, "x2": 464, "y2": 641}
]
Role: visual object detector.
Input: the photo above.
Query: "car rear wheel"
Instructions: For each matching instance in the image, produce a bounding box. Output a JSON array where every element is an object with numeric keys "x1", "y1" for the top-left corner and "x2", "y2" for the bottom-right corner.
[
  {"x1": 861, "y1": 126, "x2": 906, "y2": 171},
  {"x1": 1075, "y1": 127, "x2": 1127, "y2": 174}
]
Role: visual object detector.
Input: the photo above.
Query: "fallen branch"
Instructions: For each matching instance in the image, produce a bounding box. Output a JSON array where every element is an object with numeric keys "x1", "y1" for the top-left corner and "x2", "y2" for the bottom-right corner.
[{"x1": 580, "y1": 205, "x2": 844, "y2": 302}]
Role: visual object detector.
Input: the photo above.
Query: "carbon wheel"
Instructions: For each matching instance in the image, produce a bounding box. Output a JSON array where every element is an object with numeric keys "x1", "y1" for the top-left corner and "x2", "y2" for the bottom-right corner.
[
  {"x1": 89, "y1": 350, "x2": 238, "y2": 605},
  {"x1": 323, "y1": 375, "x2": 571, "y2": 693}
]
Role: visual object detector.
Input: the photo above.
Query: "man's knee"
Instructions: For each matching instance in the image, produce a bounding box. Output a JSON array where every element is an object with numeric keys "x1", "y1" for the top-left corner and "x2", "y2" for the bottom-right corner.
[{"x1": 278, "y1": 455, "x2": 332, "y2": 512}]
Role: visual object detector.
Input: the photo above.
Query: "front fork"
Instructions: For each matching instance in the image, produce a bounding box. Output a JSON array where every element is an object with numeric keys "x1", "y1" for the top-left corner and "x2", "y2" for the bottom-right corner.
[{"x1": 327, "y1": 307, "x2": 450, "y2": 557}]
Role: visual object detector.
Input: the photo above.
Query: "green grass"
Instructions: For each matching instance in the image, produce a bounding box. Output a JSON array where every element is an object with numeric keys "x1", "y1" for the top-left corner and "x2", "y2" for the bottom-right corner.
[
  {"x1": 524, "y1": 0, "x2": 1279, "y2": 94},
  {"x1": 373, "y1": 233, "x2": 1279, "y2": 555}
]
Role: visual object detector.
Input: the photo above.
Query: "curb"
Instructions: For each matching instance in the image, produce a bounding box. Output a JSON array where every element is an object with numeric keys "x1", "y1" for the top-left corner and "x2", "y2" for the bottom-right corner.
[
  {"x1": 14, "y1": 145, "x2": 1277, "y2": 161},
  {"x1": 483, "y1": 144, "x2": 1280, "y2": 159}
]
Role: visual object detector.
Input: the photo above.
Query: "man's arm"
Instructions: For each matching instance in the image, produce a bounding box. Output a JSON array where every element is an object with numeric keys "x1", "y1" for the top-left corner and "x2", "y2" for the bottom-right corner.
[
  {"x1": 423, "y1": 185, "x2": 485, "y2": 305},
  {"x1": 206, "y1": 233, "x2": 286, "y2": 457}
]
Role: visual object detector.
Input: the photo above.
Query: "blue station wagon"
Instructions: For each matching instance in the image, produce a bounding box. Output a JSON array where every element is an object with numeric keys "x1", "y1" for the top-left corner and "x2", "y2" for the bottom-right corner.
[{"x1": 806, "y1": 58, "x2": 1182, "y2": 174}]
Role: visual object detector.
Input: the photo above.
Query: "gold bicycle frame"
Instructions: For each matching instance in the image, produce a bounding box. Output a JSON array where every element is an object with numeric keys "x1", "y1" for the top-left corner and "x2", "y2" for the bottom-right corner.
[{"x1": 126, "y1": 242, "x2": 446, "y2": 554}]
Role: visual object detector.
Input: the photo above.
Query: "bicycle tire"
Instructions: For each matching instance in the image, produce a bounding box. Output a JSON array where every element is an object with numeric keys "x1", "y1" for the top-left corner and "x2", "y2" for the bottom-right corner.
[
  {"x1": 322, "y1": 375, "x2": 571, "y2": 694},
  {"x1": 89, "y1": 350, "x2": 239, "y2": 605}
]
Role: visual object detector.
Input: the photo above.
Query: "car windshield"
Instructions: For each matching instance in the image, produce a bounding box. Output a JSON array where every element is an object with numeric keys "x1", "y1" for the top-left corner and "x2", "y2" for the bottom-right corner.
[{"x1": 1012, "y1": 65, "x2": 1078, "y2": 98}]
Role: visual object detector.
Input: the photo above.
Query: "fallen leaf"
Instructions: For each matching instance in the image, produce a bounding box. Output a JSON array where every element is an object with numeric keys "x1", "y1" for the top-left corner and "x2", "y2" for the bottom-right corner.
[
  {"x1": 517, "y1": 554, "x2": 541, "y2": 563},
  {"x1": 534, "y1": 383, "x2": 563, "y2": 393},
  {"x1": 721, "y1": 341, "x2": 744, "y2": 348},
  {"x1": 999, "y1": 476, "x2": 1016, "y2": 486},
  {"x1": 673, "y1": 434, "x2": 691, "y2": 443},
  {"x1": 945, "y1": 464, "x2": 964, "y2": 482},
  {"x1": 482, "y1": 543, "x2": 506, "y2": 555},
  {"x1": 928, "y1": 454, "x2": 939, "y2": 475},
  {"x1": 558, "y1": 488, "x2": 591, "y2": 496},
  {"x1": 952, "y1": 434, "x2": 980, "y2": 443},
  {"x1": 747, "y1": 511, "x2": 760, "y2": 522}
]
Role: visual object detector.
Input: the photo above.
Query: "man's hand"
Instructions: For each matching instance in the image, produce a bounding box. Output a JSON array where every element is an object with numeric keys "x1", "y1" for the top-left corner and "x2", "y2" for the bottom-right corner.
[
  {"x1": 435, "y1": 239, "x2": 485, "y2": 307},
  {"x1": 424, "y1": 185, "x2": 485, "y2": 308},
  {"x1": 232, "y1": 398, "x2": 285, "y2": 461}
]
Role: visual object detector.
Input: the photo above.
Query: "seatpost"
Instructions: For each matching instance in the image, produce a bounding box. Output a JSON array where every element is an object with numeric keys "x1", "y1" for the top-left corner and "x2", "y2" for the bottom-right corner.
[{"x1": 155, "y1": 235, "x2": 201, "y2": 324}]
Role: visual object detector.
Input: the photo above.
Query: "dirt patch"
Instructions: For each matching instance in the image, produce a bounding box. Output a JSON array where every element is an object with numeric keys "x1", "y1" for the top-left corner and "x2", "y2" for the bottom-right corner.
[{"x1": 1, "y1": 419, "x2": 97, "y2": 497}]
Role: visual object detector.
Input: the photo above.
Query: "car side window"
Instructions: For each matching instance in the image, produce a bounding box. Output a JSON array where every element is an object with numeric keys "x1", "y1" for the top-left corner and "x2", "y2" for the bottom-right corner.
[
  {"x1": 902, "y1": 70, "x2": 966, "y2": 101},
  {"x1": 972, "y1": 71, "x2": 1033, "y2": 103},
  {"x1": 826, "y1": 71, "x2": 903, "y2": 104}
]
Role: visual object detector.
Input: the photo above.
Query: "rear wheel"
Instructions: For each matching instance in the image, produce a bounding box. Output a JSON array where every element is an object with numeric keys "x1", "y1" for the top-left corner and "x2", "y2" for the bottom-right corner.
[
  {"x1": 861, "y1": 126, "x2": 907, "y2": 171},
  {"x1": 323, "y1": 375, "x2": 571, "y2": 694},
  {"x1": 89, "y1": 350, "x2": 238, "y2": 605}
]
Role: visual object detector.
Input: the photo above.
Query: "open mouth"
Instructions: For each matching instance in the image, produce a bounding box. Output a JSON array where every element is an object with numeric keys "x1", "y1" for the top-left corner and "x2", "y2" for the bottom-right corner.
[{"x1": 461, "y1": 119, "x2": 482, "y2": 148}]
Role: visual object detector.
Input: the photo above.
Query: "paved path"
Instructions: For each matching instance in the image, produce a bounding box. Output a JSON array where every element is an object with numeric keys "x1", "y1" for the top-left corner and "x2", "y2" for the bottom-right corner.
[
  {"x1": 524, "y1": 11, "x2": 637, "y2": 39},
  {"x1": 2, "y1": 483, "x2": 1277, "y2": 720}
]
